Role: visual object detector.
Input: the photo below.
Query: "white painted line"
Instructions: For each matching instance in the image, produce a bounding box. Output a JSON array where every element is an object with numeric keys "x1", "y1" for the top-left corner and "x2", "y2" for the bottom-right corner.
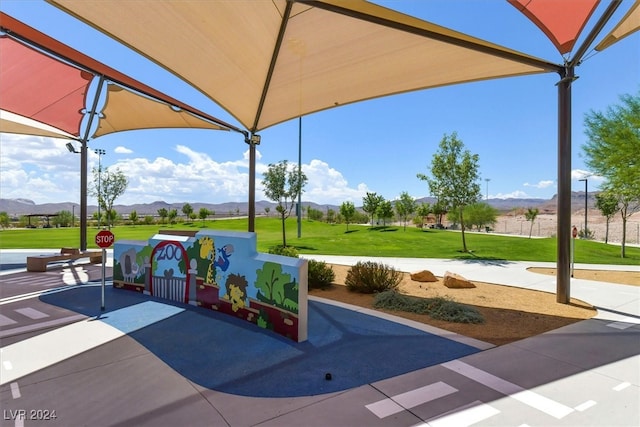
[
  {"x1": 442, "y1": 360, "x2": 574, "y2": 419},
  {"x1": 14, "y1": 307, "x2": 49, "y2": 320},
  {"x1": 613, "y1": 382, "x2": 631, "y2": 391},
  {"x1": 367, "y1": 382, "x2": 458, "y2": 418},
  {"x1": 366, "y1": 398, "x2": 405, "y2": 418},
  {"x1": 575, "y1": 400, "x2": 596, "y2": 411},
  {"x1": 0, "y1": 301, "x2": 184, "y2": 385},
  {"x1": 0, "y1": 314, "x2": 87, "y2": 339},
  {"x1": 0, "y1": 313, "x2": 17, "y2": 327},
  {"x1": 417, "y1": 401, "x2": 500, "y2": 427},
  {"x1": 10, "y1": 382, "x2": 21, "y2": 399},
  {"x1": 16, "y1": 414, "x2": 24, "y2": 427},
  {"x1": 606, "y1": 321, "x2": 634, "y2": 330}
]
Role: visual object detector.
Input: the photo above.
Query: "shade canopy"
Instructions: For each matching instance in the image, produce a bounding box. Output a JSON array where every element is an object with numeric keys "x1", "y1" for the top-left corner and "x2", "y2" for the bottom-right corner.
[
  {"x1": 508, "y1": 0, "x2": 600, "y2": 54},
  {"x1": 596, "y1": 0, "x2": 640, "y2": 50},
  {"x1": 48, "y1": 0, "x2": 568, "y2": 133},
  {"x1": 0, "y1": 109, "x2": 76, "y2": 140},
  {"x1": 0, "y1": 12, "x2": 241, "y2": 139}
]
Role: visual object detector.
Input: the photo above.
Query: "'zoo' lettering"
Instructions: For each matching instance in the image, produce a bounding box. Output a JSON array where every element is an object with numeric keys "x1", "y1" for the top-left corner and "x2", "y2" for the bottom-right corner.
[{"x1": 156, "y1": 243, "x2": 182, "y2": 261}]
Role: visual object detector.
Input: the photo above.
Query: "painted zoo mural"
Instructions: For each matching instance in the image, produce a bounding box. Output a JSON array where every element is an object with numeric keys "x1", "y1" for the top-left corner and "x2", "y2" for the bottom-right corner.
[{"x1": 112, "y1": 229, "x2": 308, "y2": 342}]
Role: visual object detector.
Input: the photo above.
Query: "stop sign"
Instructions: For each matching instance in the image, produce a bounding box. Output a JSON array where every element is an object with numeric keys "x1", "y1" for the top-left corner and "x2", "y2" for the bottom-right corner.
[{"x1": 96, "y1": 229, "x2": 115, "y2": 248}]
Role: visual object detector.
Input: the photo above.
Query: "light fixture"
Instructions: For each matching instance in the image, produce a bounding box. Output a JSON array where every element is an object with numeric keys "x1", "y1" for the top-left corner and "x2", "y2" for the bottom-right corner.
[{"x1": 66, "y1": 142, "x2": 79, "y2": 153}]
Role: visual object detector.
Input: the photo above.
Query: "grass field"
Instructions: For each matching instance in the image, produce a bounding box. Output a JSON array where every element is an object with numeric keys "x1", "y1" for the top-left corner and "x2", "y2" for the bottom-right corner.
[{"x1": 1, "y1": 217, "x2": 639, "y2": 266}]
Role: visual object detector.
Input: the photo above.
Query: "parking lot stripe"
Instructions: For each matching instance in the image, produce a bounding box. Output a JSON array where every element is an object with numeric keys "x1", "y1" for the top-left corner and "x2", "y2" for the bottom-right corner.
[
  {"x1": 14, "y1": 307, "x2": 49, "y2": 320},
  {"x1": 442, "y1": 360, "x2": 574, "y2": 419},
  {"x1": 10, "y1": 382, "x2": 21, "y2": 399},
  {"x1": 366, "y1": 382, "x2": 458, "y2": 418},
  {"x1": 416, "y1": 400, "x2": 500, "y2": 427}
]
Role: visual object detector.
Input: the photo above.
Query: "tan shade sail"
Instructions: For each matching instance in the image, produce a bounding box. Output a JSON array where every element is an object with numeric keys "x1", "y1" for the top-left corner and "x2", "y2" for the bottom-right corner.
[
  {"x1": 0, "y1": 109, "x2": 76, "y2": 139},
  {"x1": 596, "y1": 0, "x2": 640, "y2": 50},
  {"x1": 94, "y1": 83, "x2": 233, "y2": 137},
  {"x1": 48, "y1": 0, "x2": 562, "y2": 132}
]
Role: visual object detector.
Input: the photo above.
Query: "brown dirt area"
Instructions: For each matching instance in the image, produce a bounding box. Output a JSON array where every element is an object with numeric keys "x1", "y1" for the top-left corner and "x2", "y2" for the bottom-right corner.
[{"x1": 308, "y1": 265, "x2": 637, "y2": 346}]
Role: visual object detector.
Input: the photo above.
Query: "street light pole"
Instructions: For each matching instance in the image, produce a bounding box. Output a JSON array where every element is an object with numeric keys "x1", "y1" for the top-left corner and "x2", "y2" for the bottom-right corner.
[
  {"x1": 579, "y1": 178, "x2": 588, "y2": 238},
  {"x1": 95, "y1": 149, "x2": 106, "y2": 227},
  {"x1": 485, "y1": 178, "x2": 490, "y2": 200}
]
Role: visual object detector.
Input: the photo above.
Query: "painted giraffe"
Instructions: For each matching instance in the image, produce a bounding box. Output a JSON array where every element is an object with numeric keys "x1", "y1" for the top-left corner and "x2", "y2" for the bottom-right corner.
[{"x1": 199, "y1": 236, "x2": 216, "y2": 284}]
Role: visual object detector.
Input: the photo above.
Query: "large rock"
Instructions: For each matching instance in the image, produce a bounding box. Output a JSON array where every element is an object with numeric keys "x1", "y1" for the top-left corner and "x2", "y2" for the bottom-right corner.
[
  {"x1": 443, "y1": 271, "x2": 476, "y2": 289},
  {"x1": 410, "y1": 270, "x2": 438, "y2": 282}
]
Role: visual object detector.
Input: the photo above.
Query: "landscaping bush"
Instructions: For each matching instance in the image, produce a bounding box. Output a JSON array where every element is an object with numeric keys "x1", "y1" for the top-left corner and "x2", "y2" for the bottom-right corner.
[
  {"x1": 373, "y1": 291, "x2": 484, "y2": 324},
  {"x1": 345, "y1": 261, "x2": 401, "y2": 293},
  {"x1": 268, "y1": 245, "x2": 299, "y2": 258},
  {"x1": 307, "y1": 259, "x2": 335, "y2": 289}
]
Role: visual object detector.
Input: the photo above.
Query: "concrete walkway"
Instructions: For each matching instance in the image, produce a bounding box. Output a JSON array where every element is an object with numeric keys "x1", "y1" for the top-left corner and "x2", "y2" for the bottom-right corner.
[{"x1": 0, "y1": 251, "x2": 638, "y2": 426}]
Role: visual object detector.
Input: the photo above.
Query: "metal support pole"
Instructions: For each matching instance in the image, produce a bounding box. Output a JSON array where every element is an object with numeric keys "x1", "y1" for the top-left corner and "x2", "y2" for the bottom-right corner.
[
  {"x1": 246, "y1": 132, "x2": 260, "y2": 233},
  {"x1": 556, "y1": 66, "x2": 574, "y2": 304},
  {"x1": 80, "y1": 141, "x2": 88, "y2": 251},
  {"x1": 101, "y1": 247, "x2": 106, "y2": 311},
  {"x1": 297, "y1": 116, "x2": 302, "y2": 238}
]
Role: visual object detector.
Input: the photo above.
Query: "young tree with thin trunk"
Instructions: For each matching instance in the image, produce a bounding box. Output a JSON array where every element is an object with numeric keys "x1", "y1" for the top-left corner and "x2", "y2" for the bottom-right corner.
[
  {"x1": 395, "y1": 191, "x2": 416, "y2": 231},
  {"x1": 90, "y1": 166, "x2": 128, "y2": 229},
  {"x1": 595, "y1": 192, "x2": 618, "y2": 244},
  {"x1": 262, "y1": 160, "x2": 308, "y2": 247},
  {"x1": 417, "y1": 132, "x2": 481, "y2": 251},
  {"x1": 525, "y1": 207, "x2": 539, "y2": 239},
  {"x1": 340, "y1": 201, "x2": 356, "y2": 231}
]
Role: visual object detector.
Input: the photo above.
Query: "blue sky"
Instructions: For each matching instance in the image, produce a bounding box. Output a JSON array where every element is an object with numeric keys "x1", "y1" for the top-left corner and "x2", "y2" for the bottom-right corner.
[{"x1": 1, "y1": 0, "x2": 638, "y2": 207}]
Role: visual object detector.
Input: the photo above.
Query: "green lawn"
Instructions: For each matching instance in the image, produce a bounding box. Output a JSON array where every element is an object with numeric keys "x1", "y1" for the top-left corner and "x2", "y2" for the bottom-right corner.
[{"x1": 1, "y1": 217, "x2": 638, "y2": 266}]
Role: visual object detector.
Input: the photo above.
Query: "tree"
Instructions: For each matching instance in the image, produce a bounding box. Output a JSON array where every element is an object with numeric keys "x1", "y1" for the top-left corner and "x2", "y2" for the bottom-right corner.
[
  {"x1": 340, "y1": 201, "x2": 356, "y2": 231},
  {"x1": 262, "y1": 160, "x2": 308, "y2": 247},
  {"x1": 182, "y1": 203, "x2": 194, "y2": 222},
  {"x1": 525, "y1": 207, "x2": 539, "y2": 239},
  {"x1": 583, "y1": 92, "x2": 640, "y2": 257},
  {"x1": 129, "y1": 210, "x2": 138, "y2": 225},
  {"x1": 157, "y1": 208, "x2": 168, "y2": 224},
  {"x1": 0, "y1": 211, "x2": 9, "y2": 228},
  {"x1": 595, "y1": 192, "x2": 619, "y2": 244},
  {"x1": 362, "y1": 192, "x2": 384, "y2": 226},
  {"x1": 395, "y1": 191, "x2": 417, "y2": 231},
  {"x1": 417, "y1": 132, "x2": 481, "y2": 251},
  {"x1": 52, "y1": 210, "x2": 73, "y2": 227},
  {"x1": 89, "y1": 166, "x2": 129, "y2": 229},
  {"x1": 415, "y1": 203, "x2": 431, "y2": 228},
  {"x1": 326, "y1": 208, "x2": 336, "y2": 224},
  {"x1": 198, "y1": 207, "x2": 211, "y2": 225},
  {"x1": 168, "y1": 209, "x2": 178, "y2": 224},
  {"x1": 465, "y1": 202, "x2": 498, "y2": 231},
  {"x1": 376, "y1": 199, "x2": 394, "y2": 227}
]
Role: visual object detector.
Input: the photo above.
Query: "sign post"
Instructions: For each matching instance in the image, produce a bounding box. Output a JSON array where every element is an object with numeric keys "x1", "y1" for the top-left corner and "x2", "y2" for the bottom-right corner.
[
  {"x1": 571, "y1": 226, "x2": 577, "y2": 277},
  {"x1": 95, "y1": 229, "x2": 115, "y2": 311}
]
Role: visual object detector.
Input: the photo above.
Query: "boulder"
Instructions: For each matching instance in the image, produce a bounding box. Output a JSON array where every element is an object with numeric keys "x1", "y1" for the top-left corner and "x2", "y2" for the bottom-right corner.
[
  {"x1": 410, "y1": 270, "x2": 438, "y2": 282},
  {"x1": 443, "y1": 271, "x2": 476, "y2": 289}
]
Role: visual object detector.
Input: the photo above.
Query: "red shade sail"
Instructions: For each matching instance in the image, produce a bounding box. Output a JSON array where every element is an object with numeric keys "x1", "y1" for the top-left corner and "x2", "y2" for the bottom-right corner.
[{"x1": 508, "y1": 0, "x2": 600, "y2": 54}]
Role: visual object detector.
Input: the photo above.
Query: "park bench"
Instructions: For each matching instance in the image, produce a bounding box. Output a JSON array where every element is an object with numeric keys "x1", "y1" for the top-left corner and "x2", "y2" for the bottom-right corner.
[{"x1": 26, "y1": 248, "x2": 103, "y2": 272}]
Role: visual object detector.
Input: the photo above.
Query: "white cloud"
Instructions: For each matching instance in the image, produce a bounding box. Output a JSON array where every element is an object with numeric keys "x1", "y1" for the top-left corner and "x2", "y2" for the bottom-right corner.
[
  {"x1": 523, "y1": 180, "x2": 555, "y2": 189},
  {"x1": 0, "y1": 134, "x2": 369, "y2": 206},
  {"x1": 492, "y1": 190, "x2": 530, "y2": 199},
  {"x1": 571, "y1": 169, "x2": 604, "y2": 183},
  {"x1": 114, "y1": 146, "x2": 133, "y2": 154}
]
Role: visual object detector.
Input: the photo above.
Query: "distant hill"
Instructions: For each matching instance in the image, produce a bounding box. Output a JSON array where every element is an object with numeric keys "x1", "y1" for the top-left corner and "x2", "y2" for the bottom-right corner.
[{"x1": 0, "y1": 192, "x2": 596, "y2": 217}]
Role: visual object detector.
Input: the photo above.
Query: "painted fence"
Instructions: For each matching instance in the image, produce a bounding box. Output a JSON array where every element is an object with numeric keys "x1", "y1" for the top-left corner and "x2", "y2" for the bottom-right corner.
[{"x1": 113, "y1": 229, "x2": 308, "y2": 342}]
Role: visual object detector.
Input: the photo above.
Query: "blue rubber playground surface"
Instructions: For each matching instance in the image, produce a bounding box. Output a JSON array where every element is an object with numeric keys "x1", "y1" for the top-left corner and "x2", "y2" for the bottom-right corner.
[{"x1": 40, "y1": 286, "x2": 481, "y2": 397}]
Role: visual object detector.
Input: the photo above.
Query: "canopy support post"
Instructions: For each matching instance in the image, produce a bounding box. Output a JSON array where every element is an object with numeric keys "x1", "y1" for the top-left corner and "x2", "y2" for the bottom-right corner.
[
  {"x1": 79, "y1": 75, "x2": 106, "y2": 251},
  {"x1": 556, "y1": 66, "x2": 574, "y2": 304},
  {"x1": 245, "y1": 132, "x2": 260, "y2": 232}
]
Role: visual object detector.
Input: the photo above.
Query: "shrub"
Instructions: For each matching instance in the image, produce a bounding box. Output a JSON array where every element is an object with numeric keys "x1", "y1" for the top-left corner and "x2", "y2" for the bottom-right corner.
[
  {"x1": 345, "y1": 261, "x2": 401, "y2": 293},
  {"x1": 373, "y1": 291, "x2": 484, "y2": 324},
  {"x1": 307, "y1": 260, "x2": 335, "y2": 289},
  {"x1": 268, "y1": 245, "x2": 299, "y2": 258}
]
